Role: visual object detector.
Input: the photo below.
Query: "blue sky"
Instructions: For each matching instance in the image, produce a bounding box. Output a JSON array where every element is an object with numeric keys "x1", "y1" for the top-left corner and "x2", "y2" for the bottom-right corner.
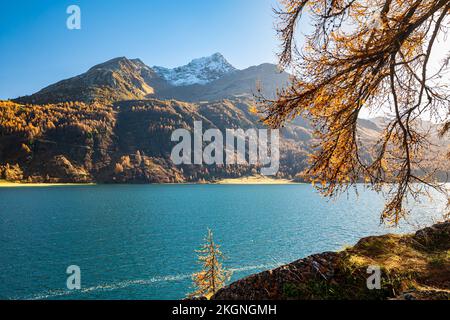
[{"x1": 0, "y1": 0, "x2": 281, "y2": 99}]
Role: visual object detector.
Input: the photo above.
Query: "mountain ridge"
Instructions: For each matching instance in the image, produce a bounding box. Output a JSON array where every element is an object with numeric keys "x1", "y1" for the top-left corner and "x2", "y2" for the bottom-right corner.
[
  {"x1": 153, "y1": 53, "x2": 237, "y2": 86},
  {"x1": 15, "y1": 57, "x2": 159, "y2": 104},
  {"x1": 15, "y1": 54, "x2": 288, "y2": 104}
]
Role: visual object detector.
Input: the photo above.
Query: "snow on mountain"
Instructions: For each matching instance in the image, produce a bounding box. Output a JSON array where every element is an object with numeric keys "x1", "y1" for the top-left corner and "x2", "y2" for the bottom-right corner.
[{"x1": 153, "y1": 53, "x2": 236, "y2": 86}]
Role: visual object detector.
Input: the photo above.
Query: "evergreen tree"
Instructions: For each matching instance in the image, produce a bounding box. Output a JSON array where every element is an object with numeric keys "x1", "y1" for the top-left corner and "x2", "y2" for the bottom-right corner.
[{"x1": 188, "y1": 229, "x2": 231, "y2": 299}]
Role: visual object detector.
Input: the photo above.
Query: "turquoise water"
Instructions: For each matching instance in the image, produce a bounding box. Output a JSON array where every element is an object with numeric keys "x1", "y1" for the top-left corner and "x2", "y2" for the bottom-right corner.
[{"x1": 0, "y1": 184, "x2": 445, "y2": 300}]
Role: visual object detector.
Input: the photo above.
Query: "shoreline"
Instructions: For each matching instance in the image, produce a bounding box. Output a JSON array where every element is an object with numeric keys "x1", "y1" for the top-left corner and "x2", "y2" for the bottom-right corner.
[
  {"x1": 0, "y1": 181, "x2": 96, "y2": 188},
  {"x1": 214, "y1": 176, "x2": 298, "y2": 185},
  {"x1": 0, "y1": 176, "x2": 300, "y2": 187},
  {"x1": 2, "y1": 178, "x2": 447, "y2": 188}
]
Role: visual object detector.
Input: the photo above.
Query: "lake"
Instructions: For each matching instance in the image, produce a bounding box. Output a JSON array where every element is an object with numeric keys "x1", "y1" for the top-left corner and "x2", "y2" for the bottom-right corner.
[{"x1": 0, "y1": 184, "x2": 446, "y2": 300}]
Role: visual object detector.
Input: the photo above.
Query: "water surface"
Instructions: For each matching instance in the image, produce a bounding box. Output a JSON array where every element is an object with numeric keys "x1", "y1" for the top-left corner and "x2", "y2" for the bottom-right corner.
[{"x1": 0, "y1": 184, "x2": 445, "y2": 299}]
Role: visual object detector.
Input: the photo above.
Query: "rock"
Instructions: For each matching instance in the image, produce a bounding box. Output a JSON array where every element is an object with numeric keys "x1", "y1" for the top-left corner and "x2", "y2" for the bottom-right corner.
[
  {"x1": 50, "y1": 155, "x2": 91, "y2": 182},
  {"x1": 413, "y1": 221, "x2": 450, "y2": 250},
  {"x1": 212, "y1": 252, "x2": 340, "y2": 300}
]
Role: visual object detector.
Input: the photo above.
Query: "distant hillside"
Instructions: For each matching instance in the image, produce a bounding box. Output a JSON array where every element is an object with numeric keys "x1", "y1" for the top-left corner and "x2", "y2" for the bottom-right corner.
[
  {"x1": 0, "y1": 97, "x2": 396, "y2": 184},
  {"x1": 0, "y1": 98, "x2": 304, "y2": 183}
]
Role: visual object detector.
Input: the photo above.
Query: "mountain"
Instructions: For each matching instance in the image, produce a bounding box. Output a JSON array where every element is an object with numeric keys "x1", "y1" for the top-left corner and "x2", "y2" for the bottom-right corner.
[
  {"x1": 2, "y1": 54, "x2": 448, "y2": 183},
  {"x1": 156, "y1": 63, "x2": 291, "y2": 102},
  {"x1": 15, "y1": 57, "x2": 168, "y2": 104},
  {"x1": 153, "y1": 53, "x2": 236, "y2": 86},
  {"x1": 14, "y1": 54, "x2": 289, "y2": 104}
]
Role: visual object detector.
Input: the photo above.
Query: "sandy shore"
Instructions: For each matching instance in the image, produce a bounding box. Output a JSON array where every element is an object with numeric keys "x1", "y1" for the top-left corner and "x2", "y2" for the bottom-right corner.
[
  {"x1": 0, "y1": 181, "x2": 96, "y2": 188},
  {"x1": 215, "y1": 176, "x2": 298, "y2": 185},
  {"x1": 0, "y1": 177, "x2": 299, "y2": 187}
]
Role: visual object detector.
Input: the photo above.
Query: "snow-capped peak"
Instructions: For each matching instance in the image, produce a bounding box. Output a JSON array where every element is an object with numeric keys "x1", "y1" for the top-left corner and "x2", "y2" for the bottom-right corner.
[{"x1": 153, "y1": 53, "x2": 236, "y2": 86}]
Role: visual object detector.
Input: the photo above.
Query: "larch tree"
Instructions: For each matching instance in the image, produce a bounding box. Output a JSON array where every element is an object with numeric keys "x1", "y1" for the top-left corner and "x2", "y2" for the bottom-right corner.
[
  {"x1": 260, "y1": 0, "x2": 450, "y2": 225},
  {"x1": 188, "y1": 229, "x2": 232, "y2": 299}
]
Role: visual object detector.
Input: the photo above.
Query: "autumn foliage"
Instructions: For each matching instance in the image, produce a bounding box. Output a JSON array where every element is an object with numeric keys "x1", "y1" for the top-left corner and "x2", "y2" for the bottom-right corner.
[
  {"x1": 0, "y1": 100, "x2": 115, "y2": 139},
  {"x1": 260, "y1": 0, "x2": 450, "y2": 225},
  {"x1": 189, "y1": 229, "x2": 232, "y2": 299}
]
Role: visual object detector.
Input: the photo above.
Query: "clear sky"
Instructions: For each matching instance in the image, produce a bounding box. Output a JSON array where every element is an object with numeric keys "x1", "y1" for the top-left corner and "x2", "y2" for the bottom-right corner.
[{"x1": 0, "y1": 0, "x2": 281, "y2": 99}]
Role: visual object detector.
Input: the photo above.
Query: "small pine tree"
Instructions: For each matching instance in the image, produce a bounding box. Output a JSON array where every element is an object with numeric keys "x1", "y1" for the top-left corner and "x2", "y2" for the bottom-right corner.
[{"x1": 188, "y1": 229, "x2": 231, "y2": 299}]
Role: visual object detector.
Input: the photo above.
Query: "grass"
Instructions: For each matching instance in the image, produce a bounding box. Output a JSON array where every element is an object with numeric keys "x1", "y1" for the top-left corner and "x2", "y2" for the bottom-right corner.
[{"x1": 428, "y1": 250, "x2": 450, "y2": 269}]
